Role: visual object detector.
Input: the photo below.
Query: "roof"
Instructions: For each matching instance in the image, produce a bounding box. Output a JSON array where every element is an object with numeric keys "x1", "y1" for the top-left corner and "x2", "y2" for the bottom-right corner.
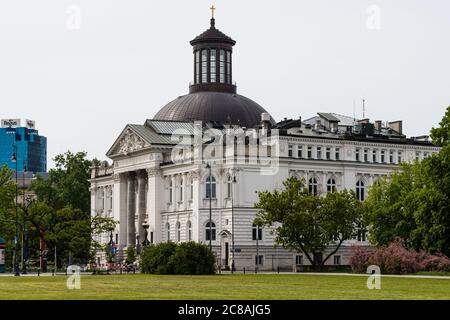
[
  {"x1": 318, "y1": 112, "x2": 340, "y2": 122},
  {"x1": 190, "y1": 18, "x2": 236, "y2": 46},
  {"x1": 145, "y1": 120, "x2": 195, "y2": 135},
  {"x1": 304, "y1": 113, "x2": 358, "y2": 127},
  {"x1": 153, "y1": 91, "x2": 275, "y2": 128}
]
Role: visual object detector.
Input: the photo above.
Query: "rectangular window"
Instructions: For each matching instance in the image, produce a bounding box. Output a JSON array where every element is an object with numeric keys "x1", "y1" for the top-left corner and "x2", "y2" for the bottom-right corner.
[
  {"x1": 372, "y1": 150, "x2": 377, "y2": 163},
  {"x1": 307, "y1": 146, "x2": 312, "y2": 159},
  {"x1": 397, "y1": 151, "x2": 402, "y2": 164},
  {"x1": 295, "y1": 255, "x2": 303, "y2": 265},
  {"x1": 255, "y1": 255, "x2": 264, "y2": 266},
  {"x1": 364, "y1": 149, "x2": 369, "y2": 162},
  {"x1": 297, "y1": 146, "x2": 303, "y2": 158},
  {"x1": 355, "y1": 148, "x2": 360, "y2": 162},
  {"x1": 288, "y1": 144, "x2": 293, "y2": 157},
  {"x1": 381, "y1": 150, "x2": 386, "y2": 163},
  {"x1": 424, "y1": 152, "x2": 429, "y2": 158},
  {"x1": 416, "y1": 151, "x2": 420, "y2": 160},
  {"x1": 326, "y1": 147, "x2": 331, "y2": 160},
  {"x1": 226, "y1": 51, "x2": 231, "y2": 84},
  {"x1": 210, "y1": 49, "x2": 216, "y2": 83},
  {"x1": 317, "y1": 147, "x2": 322, "y2": 159},
  {"x1": 195, "y1": 51, "x2": 200, "y2": 84},
  {"x1": 219, "y1": 50, "x2": 225, "y2": 83},
  {"x1": 389, "y1": 150, "x2": 394, "y2": 163},
  {"x1": 201, "y1": 50, "x2": 208, "y2": 83},
  {"x1": 334, "y1": 255, "x2": 341, "y2": 265},
  {"x1": 335, "y1": 148, "x2": 340, "y2": 160},
  {"x1": 252, "y1": 227, "x2": 262, "y2": 241}
]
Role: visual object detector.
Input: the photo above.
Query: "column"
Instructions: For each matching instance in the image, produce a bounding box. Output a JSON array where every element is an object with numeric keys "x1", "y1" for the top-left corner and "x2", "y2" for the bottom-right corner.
[
  {"x1": 115, "y1": 173, "x2": 128, "y2": 249},
  {"x1": 127, "y1": 172, "x2": 136, "y2": 247},
  {"x1": 147, "y1": 168, "x2": 163, "y2": 243},
  {"x1": 137, "y1": 170, "x2": 147, "y2": 244}
]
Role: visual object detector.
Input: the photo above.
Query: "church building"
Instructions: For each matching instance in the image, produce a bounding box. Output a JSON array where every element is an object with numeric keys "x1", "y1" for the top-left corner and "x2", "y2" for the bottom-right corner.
[{"x1": 90, "y1": 11, "x2": 439, "y2": 271}]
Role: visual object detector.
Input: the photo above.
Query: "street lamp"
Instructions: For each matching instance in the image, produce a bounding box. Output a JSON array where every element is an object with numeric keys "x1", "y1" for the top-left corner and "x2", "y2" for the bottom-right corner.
[
  {"x1": 142, "y1": 221, "x2": 150, "y2": 247},
  {"x1": 206, "y1": 163, "x2": 212, "y2": 251},
  {"x1": 231, "y1": 175, "x2": 237, "y2": 274},
  {"x1": 11, "y1": 144, "x2": 20, "y2": 276},
  {"x1": 21, "y1": 165, "x2": 30, "y2": 275}
]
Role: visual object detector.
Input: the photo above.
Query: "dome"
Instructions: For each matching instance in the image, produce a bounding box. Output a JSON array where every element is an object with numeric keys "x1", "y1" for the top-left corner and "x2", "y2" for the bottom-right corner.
[{"x1": 153, "y1": 91, "x2": 275, "y2": 128}]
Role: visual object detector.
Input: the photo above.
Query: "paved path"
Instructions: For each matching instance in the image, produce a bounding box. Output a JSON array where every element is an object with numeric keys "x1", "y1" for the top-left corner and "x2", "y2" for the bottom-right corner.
[{"x1": 1, "y1": 271, "x2": 449, "y2": 280}]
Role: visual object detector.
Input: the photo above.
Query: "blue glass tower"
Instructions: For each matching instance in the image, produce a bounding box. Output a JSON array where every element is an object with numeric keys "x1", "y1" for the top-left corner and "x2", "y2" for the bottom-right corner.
[{"x1": 0, "y1": 125, "x2": 47, "y2": 173}]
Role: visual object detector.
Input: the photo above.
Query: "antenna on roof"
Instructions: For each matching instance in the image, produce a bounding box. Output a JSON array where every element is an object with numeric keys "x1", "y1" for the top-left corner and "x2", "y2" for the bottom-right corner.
[
  {"x1": 362, "y1": 97, "x2": 366, "y2": 119},
  {"x1": 353, "y1": 100, "x2": 356, "y2": 121}
]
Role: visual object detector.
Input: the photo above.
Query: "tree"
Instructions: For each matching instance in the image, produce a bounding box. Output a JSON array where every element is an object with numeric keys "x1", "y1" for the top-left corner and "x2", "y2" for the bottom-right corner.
[
  {"x1": 254, "y1": 177, "x2": 363, "y2": 270},
  {"x1": 364, "y1": 106, "x2": 450, "y2": 256},
  {"x1": 29, "y1": 151, "x2": 116, "y2": 265},
  {"x1": 0, "y1": 166, "x2": 16, "y2": 268},
  {"x1": 430, "y1": 105, "x2": 450, "y2": 147}
]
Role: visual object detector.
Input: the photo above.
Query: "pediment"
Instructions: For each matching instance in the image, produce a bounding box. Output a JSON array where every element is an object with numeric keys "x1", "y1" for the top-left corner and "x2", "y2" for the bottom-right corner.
[{"x1": 107, "y1": 126, "x2": 150, "y2": 157}]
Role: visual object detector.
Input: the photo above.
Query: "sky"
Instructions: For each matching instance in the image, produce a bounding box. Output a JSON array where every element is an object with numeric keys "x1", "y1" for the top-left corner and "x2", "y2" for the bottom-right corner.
[{"x1": 0, "y1": 0, "x2": 449, "y2": 168}]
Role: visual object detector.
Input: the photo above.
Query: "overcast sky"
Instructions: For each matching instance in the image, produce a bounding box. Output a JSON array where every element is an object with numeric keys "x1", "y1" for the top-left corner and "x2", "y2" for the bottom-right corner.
[{"x1": 1, "y1": 0, "x2": 449, "y2": 168}]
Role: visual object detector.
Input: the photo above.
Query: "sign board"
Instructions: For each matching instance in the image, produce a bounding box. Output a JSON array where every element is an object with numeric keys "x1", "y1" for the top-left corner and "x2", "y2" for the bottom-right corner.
[
  {"x1": 1, "y1": 118, "x2": 21, "y2": 128},
  {"x1": 25, "y1": 119, "x2": 35, "y2": 129}
]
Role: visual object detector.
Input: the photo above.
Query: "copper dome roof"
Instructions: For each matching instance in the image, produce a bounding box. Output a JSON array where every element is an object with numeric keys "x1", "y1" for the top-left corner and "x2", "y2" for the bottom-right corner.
[{"x1": 153, "y1": 92, "x2": 275, "y2": 128}]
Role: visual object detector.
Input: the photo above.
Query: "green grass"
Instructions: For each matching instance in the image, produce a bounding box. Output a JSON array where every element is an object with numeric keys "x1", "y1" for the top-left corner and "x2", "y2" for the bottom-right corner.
[{"x1": 0, "y1": 274, "x2": 449, "y2": 300}]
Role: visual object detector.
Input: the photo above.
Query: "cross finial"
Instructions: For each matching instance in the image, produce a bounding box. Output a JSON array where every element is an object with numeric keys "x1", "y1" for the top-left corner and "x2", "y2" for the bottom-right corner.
[{"x1": 210, "y1": 5, "x2": 216, "y2": 18}]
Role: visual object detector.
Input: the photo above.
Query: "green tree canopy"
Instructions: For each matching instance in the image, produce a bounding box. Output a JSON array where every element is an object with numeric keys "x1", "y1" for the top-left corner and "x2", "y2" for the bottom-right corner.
[
  {"x1": 364, "y1": 106, "x2": 450, "y2": 256},
  {"x1": 255, "y1": 177, "x2": 363, "y2": 270}
]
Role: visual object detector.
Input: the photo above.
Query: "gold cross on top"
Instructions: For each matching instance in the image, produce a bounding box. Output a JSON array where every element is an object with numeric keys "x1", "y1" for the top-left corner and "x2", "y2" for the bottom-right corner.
[{"x1": 210, "y1": 5, "x2": 216, "y2": 18}]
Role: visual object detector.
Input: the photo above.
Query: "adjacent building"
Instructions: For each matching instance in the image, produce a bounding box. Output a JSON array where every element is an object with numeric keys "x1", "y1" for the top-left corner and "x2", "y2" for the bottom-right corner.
[
  {"x1": 90, "y1": 14, "x2": 439, "y2": 270},
  {"x1": 0, "y1": 119, "x2": 47, "y2": 174}
]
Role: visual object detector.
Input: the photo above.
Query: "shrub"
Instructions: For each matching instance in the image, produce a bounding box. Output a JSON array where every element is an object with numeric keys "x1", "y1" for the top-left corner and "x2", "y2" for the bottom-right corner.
[
  {"x1": 140, "y1": 241, "x2": 216, "y2": 275},
  {"x1": 349, "y1": 239, "x2": 450, "y2": 274},
  {"x1": 168, "y1": 242, "x2": 216, "y2": 275},
  {"x1": 140, "y1": 242, "x2": 177, "y2": 274},
  {"x1": 125, "y1": 245, "x2": 137, "y2": 264}
]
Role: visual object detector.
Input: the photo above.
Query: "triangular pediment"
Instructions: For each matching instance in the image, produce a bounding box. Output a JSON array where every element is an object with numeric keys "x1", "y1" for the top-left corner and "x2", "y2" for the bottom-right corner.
[{"x1": 106, "y1": 125, "x2": 150, "y2": 157}]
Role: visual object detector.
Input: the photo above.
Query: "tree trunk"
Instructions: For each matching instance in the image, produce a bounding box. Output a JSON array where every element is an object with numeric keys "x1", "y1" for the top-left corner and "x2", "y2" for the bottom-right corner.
[{"x1": 313, "y1": 251, "x2": 323, "y2": 271}]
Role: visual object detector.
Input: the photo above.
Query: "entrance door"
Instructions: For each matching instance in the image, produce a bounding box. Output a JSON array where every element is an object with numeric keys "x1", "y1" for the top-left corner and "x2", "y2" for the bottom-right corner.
[{"x1": 224, "y1": 242, "x2": 229, "y2": 266}]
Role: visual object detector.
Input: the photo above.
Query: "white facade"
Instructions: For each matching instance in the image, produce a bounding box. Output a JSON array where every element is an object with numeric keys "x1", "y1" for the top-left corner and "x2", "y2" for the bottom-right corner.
[{"x1": 90, "y1": 117, "x2": 439, "y2": 271}]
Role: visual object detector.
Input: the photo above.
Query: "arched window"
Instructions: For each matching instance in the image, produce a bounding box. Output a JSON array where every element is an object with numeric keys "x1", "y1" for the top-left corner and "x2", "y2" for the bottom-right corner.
[
  {"x1": 166, "y1": 223, "x2": 171, "y2": 242},
  {"x1": 327, "y1": 178, "x2": 336, "y2": 193},
  {"x1": 205, "y1": 221, "x2": 216, "y2": 241},
  {"x1": 169, "y1": 180, "x2": 173, "y2": 203},
  {"x1": 308, "y1": 178, "x2": 318, "y2": 196},
  {"x1": 252, "y1": 224, "x2": 262, "y2": 241},
  {"x1": 179, "y1": 178, "x2": 183, "y2": 201},
  {"x1": 176, "y1": 222, "x2": 181, "y2": 242},
  {"x1": 356, "y1": 180, "x2": 365, "y2": 201},
  {"x1": 205, "y1": 176, "x2": 216, "y2": 199},
  {"x1": 187, "y1": 221, "x2": 192, "y2": 241}
]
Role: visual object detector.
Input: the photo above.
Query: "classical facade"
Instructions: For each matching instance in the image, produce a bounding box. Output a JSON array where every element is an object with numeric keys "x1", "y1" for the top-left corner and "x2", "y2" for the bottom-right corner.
[{"x1": 90, "y1": 14, "x2": 439, "y2": 271}]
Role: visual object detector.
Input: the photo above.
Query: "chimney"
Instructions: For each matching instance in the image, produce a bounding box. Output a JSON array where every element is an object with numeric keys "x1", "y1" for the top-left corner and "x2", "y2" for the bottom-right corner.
[
  {"x1": 388, "y1": 120, "x2": 403, "y2": 134},
  {"x1": 374, "y1": 120, "x2": 382, "y2": 131},
  {"x1": 261, "y1": 113, "x2": 271, "y2": 129},
  {"x1": 357, "y1": 118, "x2": 370, "y2": 124}
]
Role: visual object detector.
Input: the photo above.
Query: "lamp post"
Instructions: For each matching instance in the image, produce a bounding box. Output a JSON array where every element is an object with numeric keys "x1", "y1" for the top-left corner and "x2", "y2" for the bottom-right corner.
[
  {"x1": 206, "y1": 163, "x2": 212, "y2": 251},
  {"x1": 11, "y1": 144, "x2": 20, "y2": 276},
  {"x1": 231, "y1": 175, "x2": 237, "y2": 274},
  {"x1": 21, "y1": 165, "x2": 28, "y2": 274},
  {"x1": 142, "y1": 221, "x2": 150, "y2": 247}
]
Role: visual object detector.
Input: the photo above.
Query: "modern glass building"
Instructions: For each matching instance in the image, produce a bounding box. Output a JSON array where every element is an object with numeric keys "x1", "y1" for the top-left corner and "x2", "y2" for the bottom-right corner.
[{"x1": 0, "y1": 120, "x2": 47, "y2": 173}]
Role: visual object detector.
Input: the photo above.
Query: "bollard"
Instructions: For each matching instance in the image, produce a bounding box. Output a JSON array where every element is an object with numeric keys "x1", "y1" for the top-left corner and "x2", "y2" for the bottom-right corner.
[
  {"x1": 37, "y1": 269, "x2": 40, "y2": 276},
  {"x1": 277, "y1": 266, "x2": 280, "y2": 274},
  {"x1": 243, "y1": 267, "x2": 245, "y2": 274}
]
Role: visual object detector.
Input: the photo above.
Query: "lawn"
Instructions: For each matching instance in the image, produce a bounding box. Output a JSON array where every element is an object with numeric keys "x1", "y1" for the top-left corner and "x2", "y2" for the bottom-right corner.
[{"x1": 0, "y1": 274, "x2": 449, "y2": 300}]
